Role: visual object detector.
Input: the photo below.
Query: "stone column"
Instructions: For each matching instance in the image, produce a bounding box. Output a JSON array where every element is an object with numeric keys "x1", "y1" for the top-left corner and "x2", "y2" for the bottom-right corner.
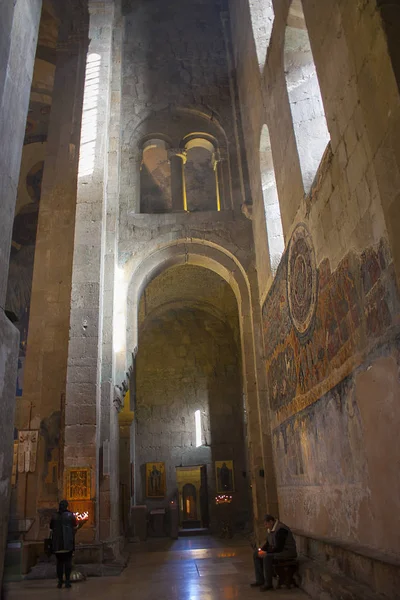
[
  {"x1": 64, "y1": 0, "x2": 115, "y2": 547},
  {"x1": 14, "y1": 2, "x2": 89, "y2": 541},
  {"x1": 0, "y1": 0, "x2": 42, "y2": 580},
  {"x1": 212, "y1": 152, "x2": 223, "y2": 211},
  {"x1": 168, "y1": 148, "x2": 187, "y2": 211}
]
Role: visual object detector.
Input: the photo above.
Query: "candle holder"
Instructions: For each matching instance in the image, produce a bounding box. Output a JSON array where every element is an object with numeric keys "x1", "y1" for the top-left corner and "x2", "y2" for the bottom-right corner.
[
  {"x1": 70, "y1": 513, "x2": 89, "y2": 583},
  {"x1": 215, "y1": 494, "x2": 233, "y2": 505}
]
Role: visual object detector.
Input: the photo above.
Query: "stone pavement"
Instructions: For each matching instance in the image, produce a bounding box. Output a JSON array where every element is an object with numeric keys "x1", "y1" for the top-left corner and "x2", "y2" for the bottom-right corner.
[{"x1": 5, "y1": 536, "x2": 309, "y2": 599}]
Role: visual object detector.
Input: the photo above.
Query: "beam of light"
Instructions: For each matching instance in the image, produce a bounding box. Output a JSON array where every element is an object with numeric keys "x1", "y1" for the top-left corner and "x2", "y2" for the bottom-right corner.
[
  {"x1": 195, "y1": 410, "x2": 202, "y2": 447},
  {"x1": 78, "y1": 53, "x2": 101, "y2": 178}
]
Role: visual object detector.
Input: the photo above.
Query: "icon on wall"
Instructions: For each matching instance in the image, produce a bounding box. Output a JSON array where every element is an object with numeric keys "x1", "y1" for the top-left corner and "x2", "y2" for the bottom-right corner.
[
  {"x1": 146, "y1": 462, "x2": 166, "y2": 498},
  {"x1": 215, "y1": 460, "x2": 235, "y2": 493},
  {"x1": 65, "y1": 467, "x2": 91, "y2": 501},
  {"x1": 18, "y1": 430, "x2": 39, "y2": 473}
]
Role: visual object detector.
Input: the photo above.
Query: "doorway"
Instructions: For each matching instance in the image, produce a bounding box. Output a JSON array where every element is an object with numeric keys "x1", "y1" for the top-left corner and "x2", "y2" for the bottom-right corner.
[{"x1": 176, "y1": 465, "x2": 209, "y2": 529}]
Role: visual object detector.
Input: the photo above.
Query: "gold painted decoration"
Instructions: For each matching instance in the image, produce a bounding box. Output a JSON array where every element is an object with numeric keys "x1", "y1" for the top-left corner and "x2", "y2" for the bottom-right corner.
[
  {"x1": 66, "y1": 467, "x2": 91, "y2": 500},
  {"x1": 17, "y1": 430, "x2": 39, "y2": 473}
]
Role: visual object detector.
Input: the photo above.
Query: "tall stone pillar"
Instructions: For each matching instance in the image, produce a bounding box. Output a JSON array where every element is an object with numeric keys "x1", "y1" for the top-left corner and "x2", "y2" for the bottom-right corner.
[
  {"x1": 14, "y1": 1, "x2": 89, "y2": 541},
  {"x1": 65, "y1": 0, "x2": 116, "y2": 549},
  {"x1": 168, "y1": 149, "x2": 187, "y2": 211},
  {"x1": 0, "y1": 0, "x2": 42, "y2": 581}
]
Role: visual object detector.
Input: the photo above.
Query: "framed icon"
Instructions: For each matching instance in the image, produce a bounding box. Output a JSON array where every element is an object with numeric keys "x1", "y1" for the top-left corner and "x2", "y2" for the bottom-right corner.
[
  {"x1": 215, "y1": 460, "x2": 234, "y2": 493},
  {"x1": 146, "y1": 462, "x2": 166, "y2": 498}
]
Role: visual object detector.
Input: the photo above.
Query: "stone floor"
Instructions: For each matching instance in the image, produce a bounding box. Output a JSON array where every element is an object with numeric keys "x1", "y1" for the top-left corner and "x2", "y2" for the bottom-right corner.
[{"x1": 5, "y1": 536, "x2": 308, "y2": 599}]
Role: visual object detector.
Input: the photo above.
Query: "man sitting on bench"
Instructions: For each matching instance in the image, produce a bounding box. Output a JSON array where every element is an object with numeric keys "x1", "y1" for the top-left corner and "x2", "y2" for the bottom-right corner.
[{"x1": 251, "y1": 514, "x2": 297, "y2": 591}]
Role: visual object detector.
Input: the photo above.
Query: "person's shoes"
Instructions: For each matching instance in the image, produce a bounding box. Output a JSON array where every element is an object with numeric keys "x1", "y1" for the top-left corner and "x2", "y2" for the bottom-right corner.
[
  {"x1": 65, "y1": 582, "x2": 72, "y2": 589},
  {"x1": 250, "y1": 581, "x2": 264, "y2": 587},
  {"x1": 57, "y1": 581, "x2": 63, "y2": 589},
  {"x1": 259, "y1": 585, "x2": 273, "y2": 591}
]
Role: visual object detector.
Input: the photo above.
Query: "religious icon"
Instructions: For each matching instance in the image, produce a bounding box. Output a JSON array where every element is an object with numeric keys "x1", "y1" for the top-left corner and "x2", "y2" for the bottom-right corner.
[
  {"x1": 146, "y1": 462, "x2": 166, "y2": 498},
  {"x1": 215, "y1": 460, "x2": 235, "y2": 493},
  {"x1": 18, "y1": 430, "x2": 39, "y2": 473},
  {"x1": 65, "y1": 467, "x2": 91, "y2": 500}
]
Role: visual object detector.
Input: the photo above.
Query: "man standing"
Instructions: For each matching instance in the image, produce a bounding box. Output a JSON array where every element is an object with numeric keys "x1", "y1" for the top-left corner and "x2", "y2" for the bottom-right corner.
[
  {"x1": 50, "y1": 500, "x2": 79, "y2": 588},
  {"x1": 251, "y1": 514, "x2": 297, "y2": 591}
]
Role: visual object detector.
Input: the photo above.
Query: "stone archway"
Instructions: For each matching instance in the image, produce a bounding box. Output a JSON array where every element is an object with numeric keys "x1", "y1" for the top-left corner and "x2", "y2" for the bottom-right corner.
[{"x1": 123, "y1": 239, "x2": 271, "y2": 532}]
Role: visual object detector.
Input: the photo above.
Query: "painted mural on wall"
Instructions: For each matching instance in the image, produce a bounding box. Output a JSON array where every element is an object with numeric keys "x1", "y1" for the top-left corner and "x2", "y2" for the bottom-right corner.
[
  {"x1": 263, "y1": 228, "x2": 400, "y2": 422},
  {"x1": 287, "y1": 223, "x2": 318, "y2": 340},
  {"x1": 5, "y1": 161, "x2": 43, "y2": 396}
]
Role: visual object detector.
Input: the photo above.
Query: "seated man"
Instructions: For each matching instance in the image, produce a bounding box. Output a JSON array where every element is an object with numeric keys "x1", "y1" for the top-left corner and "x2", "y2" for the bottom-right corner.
[{"x1": 251, "y1": 514, "x2": 297, "y2": 591}]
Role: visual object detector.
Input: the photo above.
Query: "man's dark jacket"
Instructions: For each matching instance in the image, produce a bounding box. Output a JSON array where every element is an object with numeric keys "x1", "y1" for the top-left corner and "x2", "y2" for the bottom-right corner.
[
  {"x1": 50, "y1": 510, "x2": 77, "y2": 553},
  {"x1": 261, "y1": 521, "x2": 297, "y2": 557}
]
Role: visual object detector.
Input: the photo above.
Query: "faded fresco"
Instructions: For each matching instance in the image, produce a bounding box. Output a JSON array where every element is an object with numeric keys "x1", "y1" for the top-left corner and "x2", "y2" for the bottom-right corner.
[
  {"x1": 263, "y1": 233, "x2": 400, "y2": 421},
  {"x1": 262, "y1": 228, "x2": 400, "y2": 550}
]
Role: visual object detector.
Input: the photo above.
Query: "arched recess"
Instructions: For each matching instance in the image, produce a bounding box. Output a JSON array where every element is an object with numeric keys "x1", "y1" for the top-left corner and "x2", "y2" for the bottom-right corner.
[
  {"x1": 123, "y1": 240, "x2": 270, "y2": 526},
  {"x1": 284, "y1": 0, "x2": 330, "y2": 192},
  {"x1": 248, "y1": 0, "x2": 274, "y2": 71},
  {"x1": 140, "y1": 138, "x2": 172, "y2": 213},
  {"x1": 183, "y1": 137, "x2": 220, "y2": 212},
  {"x1": 259, "y1": 125, "x2": 284, "y2": 274},
  {"x1": 123, "y1": 106, "x2": 233, "y2": 213}
]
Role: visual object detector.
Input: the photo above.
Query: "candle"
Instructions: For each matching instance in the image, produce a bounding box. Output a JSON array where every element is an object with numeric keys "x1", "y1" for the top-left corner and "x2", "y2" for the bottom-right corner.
[{"x1": 75, "y1": 511, "x2": 89, "y2": 521}]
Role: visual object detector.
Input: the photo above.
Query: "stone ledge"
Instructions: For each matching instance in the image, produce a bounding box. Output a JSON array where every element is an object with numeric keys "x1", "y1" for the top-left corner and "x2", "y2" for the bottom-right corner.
[
  {"x1": 293, "y1": 530, "x2": 400, "y2": 599},
  {"x1": 24, "y1": 537, "x2": 128, "y2": 580},
  {"x1": 126, "y1": 209, "x2": 242, "y2": 225},
  {"x1": 293, "y1": 529, "x2": 400, "y2": 567},
  {"x1": 298, "y1": 557, "x2": 389, "y2": 600}
]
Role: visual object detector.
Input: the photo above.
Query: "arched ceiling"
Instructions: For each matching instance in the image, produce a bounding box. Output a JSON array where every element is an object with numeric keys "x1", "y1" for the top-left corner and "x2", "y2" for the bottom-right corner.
[{"x1": 138, "y1": 264, "x2": 240, "y2": 342}]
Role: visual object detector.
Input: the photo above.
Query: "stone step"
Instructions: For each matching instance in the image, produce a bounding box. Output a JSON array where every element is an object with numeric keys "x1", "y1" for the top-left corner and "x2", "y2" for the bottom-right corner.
[
  {"x1": 178, "y1": 528, "x2": 209, "y2": 537},
  {"x1": 299, "y1": 559, "x2": 391, "y2": 600}
]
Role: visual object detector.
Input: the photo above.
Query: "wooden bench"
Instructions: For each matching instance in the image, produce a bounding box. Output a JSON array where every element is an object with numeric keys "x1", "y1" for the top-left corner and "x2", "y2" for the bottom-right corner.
[{"x1": 273, "y1": 558, "x2": 298, "y2": 589}]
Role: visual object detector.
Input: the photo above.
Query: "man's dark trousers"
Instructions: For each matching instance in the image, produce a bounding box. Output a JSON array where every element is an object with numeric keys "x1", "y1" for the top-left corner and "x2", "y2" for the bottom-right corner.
[
  {"x1": 56, "y1": 551, "x2": 73, "y2": 583},
  {"x1": 253, "y1": 550, "x2": 294, "y2": 587}
]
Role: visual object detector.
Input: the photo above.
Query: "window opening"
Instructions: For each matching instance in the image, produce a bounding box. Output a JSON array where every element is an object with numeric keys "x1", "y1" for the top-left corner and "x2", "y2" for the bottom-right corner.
[
  {"x1": 260, "y1": 125, "x2": 284, "y2": 274},
  {"x1": 284, "y1": 0, "x2": 330, "y2": 192}
]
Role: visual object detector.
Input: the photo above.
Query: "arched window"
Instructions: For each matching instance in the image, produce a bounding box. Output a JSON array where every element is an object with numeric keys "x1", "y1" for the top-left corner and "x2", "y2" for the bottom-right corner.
[
  {"x1": 140, "y1": 139, "x2": 172, "y2": 213},
  {"x1": 284, "y1": 0, "x2": 330, "y2": 192},
  {"x1": 248, "y1": 0, "x2": 274, "y2": 71},
  {"x1": 260, "y1": 125, "x2": 284, "y2": 274},
  {"x1": 184, "y1": 138, "x2": 219, "y2": 212}
]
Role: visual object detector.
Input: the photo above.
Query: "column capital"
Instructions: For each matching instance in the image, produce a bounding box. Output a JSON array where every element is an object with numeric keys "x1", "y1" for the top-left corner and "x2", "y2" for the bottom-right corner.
[{"x1": 167, "y1": 148, "x2": 187, "y2": 164}]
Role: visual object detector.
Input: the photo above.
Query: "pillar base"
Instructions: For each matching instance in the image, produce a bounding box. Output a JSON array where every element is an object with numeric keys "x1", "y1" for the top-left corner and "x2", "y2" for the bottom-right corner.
[
  {"x1": 0, "y1": 310, "x2": 19, "y2": 584},
  {"x1": 23, "y1": 536, "x2": 127, "y2": 580}
]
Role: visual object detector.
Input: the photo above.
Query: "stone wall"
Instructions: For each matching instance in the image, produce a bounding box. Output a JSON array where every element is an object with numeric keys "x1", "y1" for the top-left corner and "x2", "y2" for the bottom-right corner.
[
  {"x1": 229, "y1": 0, "x2": 400, "y2": 559},
  {"x1": 136, "y1": 306, "x2": 250, "y2": 530},
  {"x1": 119, "y1": 0, "x2": 245, "y2": 214},
  {"x1": 263, "y1": 235, "x2": 400, "y2": 554}
]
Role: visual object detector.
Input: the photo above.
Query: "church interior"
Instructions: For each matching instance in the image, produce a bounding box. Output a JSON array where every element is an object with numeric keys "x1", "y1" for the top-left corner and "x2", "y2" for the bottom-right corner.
[{"x1": 0, "y1": 0, "x2": 400, "y2": 598}]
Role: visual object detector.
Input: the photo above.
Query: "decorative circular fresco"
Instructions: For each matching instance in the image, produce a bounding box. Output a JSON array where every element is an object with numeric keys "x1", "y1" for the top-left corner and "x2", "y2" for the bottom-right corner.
[{"x1": 287, "y1": 223, "x2": 318, "y2": 338}]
